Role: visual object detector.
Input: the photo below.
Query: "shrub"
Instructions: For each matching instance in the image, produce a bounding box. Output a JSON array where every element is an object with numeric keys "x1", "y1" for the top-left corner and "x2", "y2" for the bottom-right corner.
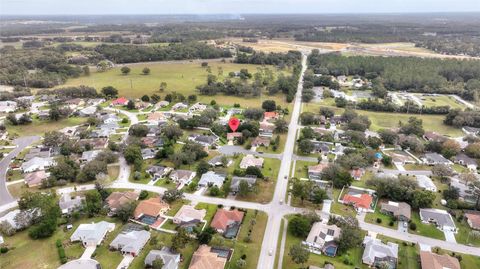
[
  {"x1": 0, "y1": 247, "x2": 9, "y2": 254},
  {"x1": 409, "y1": 223, "x2": 417, "y2": 230},
  {"x1": 376, "y1": 218, "x2": 382, "y2": 224},
  {"x1": 389, "y1": 221, "x2": 394, "y2": 226},
  {"x1": 139, "y1": 190, "x2": 149, "y2": 200}
]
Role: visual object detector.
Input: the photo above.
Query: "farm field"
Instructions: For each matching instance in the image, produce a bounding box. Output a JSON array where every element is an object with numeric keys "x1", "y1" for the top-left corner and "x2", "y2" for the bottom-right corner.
[
  {"x1": 59, "y1": 61, "x2": 291, "y2": 108},
  {"x1": 6, "y1": 117, "x2": 87, "y2": 137}
]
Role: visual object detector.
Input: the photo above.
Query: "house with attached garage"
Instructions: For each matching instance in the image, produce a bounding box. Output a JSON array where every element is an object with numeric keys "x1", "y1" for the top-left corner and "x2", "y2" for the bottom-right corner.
[
  {"x1": 21, "y1": 157, "x2": 55, "y2": 173},
  {"x1": 110, "y1": 229, "x2": 150, "y2": 256},
  {"x1": 464, "y1": 211, "x2": 480, "y2": 230},
  {"x1": 362, "y1": 235, "x2": 398, "y2": 269},
  {"x1": 380, "y1": 201, "x2": 411, "y2": 221},
  {"x1": 173, "y1": 205, "x2": 206, "y2": 226},
  {"x1": 211, "y1": 208, "x2": 245, "y2": 238},
  {"x1": 308, "y1": 163, "x2": 329, "y2": 180},
  {"x1": 145, "y1": 247, "x2": 181, "y2": 269},
  {"x1": 415, "y1": 175, "x2": 437, "y2": 192},
  {"x1": 170, "y1": 169, "x2": 196, "y2": 186},
  {"x1": 302, "y1": 222, "x2": 341, "y2": 256},
  {"x1": 453, "y1": 153, "x2": 477, "y2": 171},
  {"x1": 239, "y1": 154, "x2": 264, "y2": 169},
  {"x1": 230, "y1": 176, "x2": 257, "y2": 194},
  {"x1": 147, "y1": 165, "x2": 173, "y2": 180},
  {"x1": 58, "y1": 259, "x2": 100, "y2": 269},
  {"x1": 188, "y1": 134, "x2": 218, "y2": 147},
  {"x1": 422, "y1": 152, "x2": 452, "y2": 166},
  {"x1": 59, "y1": 194, "x2": 85, "y2": 214},
  {"x1": 188, "y1": 245, "x2": 228, "y2": 269},
  {"x1": 419, "y1": 208, "x2": 457, "y2": 233},
  {"x1": 24, "y1": 170, "x2": 49, "y2": 187},
  {"x1": 419, "y1": 251, "x2": 460, "y2": 269},
  {"x1": 70, "y1": 221, "x2": 115, "y2": 247},
  {"x1": 106, "y1": 191, "x2": 139, "y2": 215},
  {"x1": 198, "y1": 171, "x2": 225, "y2": 188}
]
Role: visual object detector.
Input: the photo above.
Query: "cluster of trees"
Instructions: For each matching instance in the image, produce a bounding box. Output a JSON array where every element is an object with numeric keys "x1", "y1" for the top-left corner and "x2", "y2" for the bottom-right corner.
[
  {"x1": 38, "y1": 85, "x2": 98, "y2": 99},
  {"x1": 444, "y1": 109, "x2": 480, "y2": 128},
  {"x1": 416, "y1": 37, "x2": 480, "y2": 57},
  {"x1": 169, "y1": 141, "x2": 208, "y2": 167},
  {"x1": 235, "y1": 50, "x2": 301, "y2": 67},
  {"x1": 18, "y1": 192, "x2": 61, "y2": 239},
  {"x1": 366, "y1": 175, "x2": 435, "y2": 209},
  {"x1": 307, "y1": 52, "x2": 480, "y2": 101},
  {"x1": 290, "y1": 179, "x2": 329, "y2": 205},
  {"x1": 94, "y1": 42, "x2": 232, "y2": 63},
  {"x1": 0, "y1": 47, "x2": 82, "y2": 88},
  {"x1": 354, "y1": 99, "x2": 451, "y2": 115}
]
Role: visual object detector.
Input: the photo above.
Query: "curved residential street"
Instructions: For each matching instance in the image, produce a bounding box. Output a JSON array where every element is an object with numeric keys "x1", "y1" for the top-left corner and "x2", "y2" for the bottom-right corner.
[{"x1": 0, "y1": 136, "x2": 40, "y2": 206}]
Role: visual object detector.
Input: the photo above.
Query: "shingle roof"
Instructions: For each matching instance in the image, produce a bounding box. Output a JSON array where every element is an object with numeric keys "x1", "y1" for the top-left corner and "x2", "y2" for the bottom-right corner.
[
  {"x1": 110, "y1": 230, "x2": 150, "y2": 254},
  {"x1": 381, "y1": 201, "x2": 411, "y2": 220},
  {"x1": 211, "y1": 209, "x2": 244, "y2": 232},
  {"x1": 134, "y1": 197, "x2": 169, "y2": 218},
  {"x1": 419, "y1": 251, "x2": 460, "y2": 269},
  {"x1": 188, "y1": 245, "x2": 227, "y2": 269}
]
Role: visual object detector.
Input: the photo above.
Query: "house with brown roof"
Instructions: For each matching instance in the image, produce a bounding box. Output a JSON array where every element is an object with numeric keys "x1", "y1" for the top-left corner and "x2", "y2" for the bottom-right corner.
[
  {"x1": 188, "y1": 245, "x2": 227, "y2": 269},
  {"x1": 24, "y1": 170, "x2": 48, "y2": 187},
  {"x1": 173, "y1": 205, "x2": 206, "y2": 225},
  {"x1": 78, "y1": 138, "x2": 108, "y2": 150},
  {"x1": 264, "y1": 111, "x2": 279, "y2": 121},
  {"x1": 134, "y1": 197, "x2": 170, "y2": 219},
  {"x1": 106, "y1": 191, "x2": 139, "y2": 215},
  {"x1": 252, "y1": 136, "x2": 271, "y2": 147},
  {"x1": 419, "y1": 251, "x2": 460, "y2": 269},
  {"x1": 465, "y1": 211, "x2": 480, "y2": 230},
  {"x1": 350, "y1": 168, "x2": 364, "y2": 181},
  {"x1": 308, "y1": 163, "x2": 329, "y2": 180},
  {"x1": 211, "y1": 209, "x2": 244, "y2": 238},
  {"x1": 380, "y1": 201, "x2": 411, "y2": 221}
]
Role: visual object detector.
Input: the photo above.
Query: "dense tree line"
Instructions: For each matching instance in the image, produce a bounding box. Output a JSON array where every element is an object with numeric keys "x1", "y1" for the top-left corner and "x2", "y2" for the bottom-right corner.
[
  {"x1": 37, "y1": 86, "x2": 98, "y2": 99},
  {"x1": 355, "y1": 99, "x2": 451, "y2": 115},
  {"x1": 94, "y1": 42, "x2": 232, "y2": 63},
  {"x1": 235, "y1": 50, "x2": 301, "y2": 67},
  {"x1": 307, "y1": 52, "x2": 480, "y2": 101},
  {"x1": 444, "y1": 109, "x2": 480, "y2": 128}
]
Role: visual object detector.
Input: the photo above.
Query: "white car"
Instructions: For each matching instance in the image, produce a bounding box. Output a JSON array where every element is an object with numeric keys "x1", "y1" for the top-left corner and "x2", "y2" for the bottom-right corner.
[{"x1": 268, "y1": 249, "x2": 273, "y2": 256}]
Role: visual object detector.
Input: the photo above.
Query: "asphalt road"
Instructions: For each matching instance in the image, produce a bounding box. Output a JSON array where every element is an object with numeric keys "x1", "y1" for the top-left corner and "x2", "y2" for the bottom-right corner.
[{"x1": 0, "y1": 136, "x2": 40, "y2": 206}]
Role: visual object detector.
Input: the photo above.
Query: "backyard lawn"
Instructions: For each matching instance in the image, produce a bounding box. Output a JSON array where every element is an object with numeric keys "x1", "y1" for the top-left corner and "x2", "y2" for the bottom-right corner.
[
  {"x1": 235, "y1": 158, "x2": 281, "y2": 204},
  {"x1": 376, "y1": 235, "x2": 420, "y2": 269},
  {"x1": 293, "y1": 160, "x2": 317, "y2": 179},
  {"x1": 60, "y1": 61, "x2": 291, "y2": 108}
]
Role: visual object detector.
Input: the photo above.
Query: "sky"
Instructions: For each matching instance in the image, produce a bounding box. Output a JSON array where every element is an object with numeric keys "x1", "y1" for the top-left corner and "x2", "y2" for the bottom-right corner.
[{"x1": 1, "y1": 0, "x2": 480, "y2": 15}]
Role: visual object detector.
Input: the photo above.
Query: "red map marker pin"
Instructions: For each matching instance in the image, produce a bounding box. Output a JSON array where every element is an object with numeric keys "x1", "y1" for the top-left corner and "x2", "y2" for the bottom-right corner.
[{"x1": 228, "y1": 117, "x2": 240, "y2": 132}]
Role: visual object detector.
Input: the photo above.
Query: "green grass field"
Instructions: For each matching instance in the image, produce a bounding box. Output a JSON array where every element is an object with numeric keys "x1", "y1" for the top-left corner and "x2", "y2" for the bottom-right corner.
[
  {"x1": 6, "y1": 117, "x2": 87, "y2": 137},
  {"x1": 365, "y1": 203, "x2": 398, "y2": 229},
  {"x1": 376, "y1": 235, "x2": 420, "y2": 269},
  {"x1": 408, "y1": 211, "x2": 445, "y2": 240},
  {"x1": 60, "y1": 61, "x2": 291, "y2": 108},
  {"x1": 417, "y1": 94, "x2": 464, "y2": 110}
]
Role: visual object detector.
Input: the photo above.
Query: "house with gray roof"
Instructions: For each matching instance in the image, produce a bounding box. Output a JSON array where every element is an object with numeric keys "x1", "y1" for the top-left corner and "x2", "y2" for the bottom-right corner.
[
  {"x1": 230, "y1": 176, "x2": 257, "y2": 194},
  {"x1": 58, "y1": 258, "x2": 100, "y2": 269},
  {"x1": 110, "y1": 230, "x2": 150, "y2": 256},
  {"x1": 198, "y1": 171, "x2": 225, "y2": 188},
  {"x1": 416, "y1": 175, "x2": 437, "y2": 192},
  {"x1": 453, "y1": 153, "x2": 478, "y2": 171},
  {"x1": 24, "y1": 147, "x2": 52, "y2": 161},
  {"x1": 79, "y1": 106, "x2": 97, "y2": 117},
  {"x1": 419, "y1": 208, "x2": 457, "y2": 232},
  {"x1": 145, "y1": 247, "x2": 180, "y2": 269},
  {"x1": 170, "y1": 169, "x2": 196, "y2": 186},
  {"x1": 81, "y1": 150, "x2": 101, "y2": 162},
  {"x1": 147, "y1": 165, "x2": 173, "y2": 180},
  {"x1": 70, "y1": 221, "x2": 115, "y2": 247},
  {"x1": 380, "y1": 201, "x2": 411, "y2": 221},
  {"x1": 59, "y1": 194, "x2": 85, "y2": 214},
  {"x1": 422, "y1": 153, "x2": 452, "y2": 166},
  {"x1": 141, "y1": 148, "x2": 157, "y2": 160},
  {"x1": 21, "y1": 157, "x2": 55, "y2": 173},
  {"x1": 188, "y1": 134, "x2": 218, "y2": 147},
  {"x1": 362, "y1": 235, "x2": 398, "y2": 269},
  {"x1": 208, "y1": 155, "x2": 232, "y2": 167}
]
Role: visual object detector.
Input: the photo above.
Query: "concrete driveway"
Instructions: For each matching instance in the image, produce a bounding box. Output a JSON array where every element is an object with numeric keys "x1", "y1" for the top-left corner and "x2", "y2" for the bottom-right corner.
[
  {"x1": 81, "y1": 246, "x2": 96, "y2": 259},
  {"x1": 444, "y1": 230, "x2": 457, "y2": 243},
  {"x1": 116, "y1": 254, "x2": 134, "y2": 269}
]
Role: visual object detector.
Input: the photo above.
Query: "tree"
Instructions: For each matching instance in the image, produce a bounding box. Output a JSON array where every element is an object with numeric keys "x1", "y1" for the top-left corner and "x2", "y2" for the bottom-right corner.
[
  {"x1": 236, "y1": 259, "x2": 247, "y2": 268},
  {"x1": 298, "y1": 139, "x2": 314, "y2": 154},
  {"x1": 245, "y1": 166, "x2": 264, "y2": 179},
  {"x1": 465, "y1": 142, "x2": 480, "y2": 158},
  {"x1": 163, "y1": 189, "x2": 184, "y2": 203},
  {"x1": 197, "y1": 226, "x2": 216, "y2": 244},
  {"x1": 238, "y1": 180, "x2": 251, "y2": 197},
  {"x1": 83, "y1": 66, "x2": 90, "y2": 76},
  {"x1": 85, "y1": 191, "x2": 102, "y2": 216},
  {"x1": 460, "y1": 172, "x2": 477, "y2": 186},
  {"x1": 126, "y1": 100, "x2": 135, "y2": 110},
  {"x1": 431, "y1": 164, "x2": 453, "y2": 179},
  {"x1": 274, "y1": 119, "x2": 288, "y2": 133},
  {"x1": 288, "y1": 215, "x2": 311, "y2": 237},
  {"x1": 291, "y1": 179, "x2": 310, "y2": 205},
  {"x1": 196, "y1": 160, "x2": 210, "y2": 176},
  {"x1": 162, "y1": 124, "x2": 183, "y2": 140},
  {"x1": 78, "y1": 160, "x2": 107, "y2": 182},
  {"x1": 262, "y1": 100, "x2": 276, "y2": 112},
  {"x1": 48, "y1": 105, "x2": 61, "y2": 121},
  {"x1": 141, "y1": 95, "x2": 150, "y2": 102},
  {"x1": 289, "y1": 244, "x2": 309, "y2": 266},
  {"x1": 116, "y1": 202, "x2": 137, "y2": 223},
  {"x1": 322, "y1": 164, "x2": 353, "y2": 188},
  {"x1": 129, "y1": 124, "x2": 149, "y2": 137},
  {"x1": 441, "y1": 139, "x2": 460, "y2": 159},
  {"x1": 159, "y1": 82, "x2": 167, "y2": 92},
  {"x1": 121, "y1": 66, "x2": 131, "y2": 75},
  {"x1": 124, "y1": 145, "x2": 142, "y2": 164},
  {"x1": 101, "y1": 86, "x2": 118, "y2": 98},
  {"x1": 142, "y1": 67, "x2": 151, "y2": 75},
  {"x1": 336, "y1": 221, "x2": 363, "y2": 254},
  {"x1": 443, "y1": 186, "x2": 460, "y2": 201},
  {"x1": 411, "y1": 190, "x2": 435, "y2": 209},
  {"x1": 399, "y1": 117, "x2": 424, "y2": 136},
  {"x1": 171, "y1": 228, "x2": 190, "y2": 251},
  {"x1": 152, "y1": 259, "x2": 165, "y2": 269},
  {"x1": 311, "y1": 188, "x2": 328, "y2": 205}
]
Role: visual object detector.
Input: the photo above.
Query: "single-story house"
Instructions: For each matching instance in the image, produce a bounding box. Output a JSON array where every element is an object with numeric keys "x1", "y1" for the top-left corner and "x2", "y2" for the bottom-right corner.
[
  {"x1": 24, "y1": 147, "x2": 52, "y2": 161},
  {"x1": 308, "y1": 163, "x2": 329, "y2": 180},
  {"x1": 189, "y1": 102, "x2": 207, "y2": 113},
  {"x1": 226, "y1": 132, "x2": 243, "y2": 141},
  {"x1": 230, "y1": 176, "x2": 257, "y2": 194},
  {"x1": 302, "y1": 222, "x2": 341, "y2": 256},
  {"x1": 362, "y1": 235, "x2": 398, "y2": 269},
  {"x1": 172, "y1": 102, "x2": 188, "y2": 111},
  {"x1": 198, "y1": 171, "x2": 225, "y2": 188},
  {"x1": 416, "y1": 175, "x2": 437, "y2": 192},
  {"x1": 80, "y1": 150, "x2": 101, "y2": 162},
  {"x1": 419, "y1": 251, "x2": 460, "y2": 269},
  {"x1": 380, "y1": 201, "x2": 411, "y2": 221},
  {"x1": 110, "y1": 230, "x2": 150, "y2": 256},
  {"x1": 419, "y1": 208, "x2": 457, "y2": 232},
  {"x1": 312, "y1": 141, "x2": 330, "y2": 155},
  {"x1": 342, "y1": 193, "x2": 374, "y2": 213},
  {"x1": 264, "y1": 111, "x2": 279, "y2": 121},
  {"x1": 77, "y1": 138, "x2": 108, "y2": 149},
  {"x1": 211, "y1": 209, "x2": 244, "y2": 238},
  {"x1": 59, "y1": 194, "x2": 85, "y2": 214},
  {"x1": 188, "y1": 245, "x2": 228, "y2": 269},
  {"x1": 462, "y1": 126, "x2": 480, "y2": 136},
  {"x1": 464, "y1": 211, "x2": 480, "y2": 230},
  {"x1": 422, "y1": 153, "x2": 452, "y2": 166},
  {"x1": 453, "y1": 153, "x2": 478, "y2": 171},
  {"x1": 188, "y1": 134, "x2": 217, "y2": 147},
  {"x1": 239, "y1": 154, "x2": 264, "y2": 169},
  {"x1": 173, "y1": 205, "x2": 206, "y2": 225},
  {"x1": 24, "y1": 170, "x2": 49, "y2": 187},
  {"x1": 208, "y1": 155, "x2": 232, "y2": 167},
  {"x1": 70, "y1": 221, "x2": 115, "y2": 247},
  {"x1": 134, "y1": 197, "x2": 170, "y2": 220},
  {"x1": 170, "y1": 169, "x2": 196, "y2": 186},
  {"x1": 58, "y1": 258, "x2": 100, "y2": 269},
  {"x1": 350, "y1": 168, "x2": 365, "y2": 181},
  {"x1": 79, "y1": 106, "x2": 97, "y2": 117},
  {"x1": 147, "y1": 165, "x2": 173, "y2": 180},
  {"x1": 141, "y1": 148, "x2": 157, "y2": 160},
  {"x1": 21, "y1": 157, "x2": 55, "y2": 173},
  {"x1": 259, "y1": 122, "x2": 275, "y2": 137},
  {"x1": 252, "y1": 136, "x2": 271, "y2": 147},
  {"x1": 0, "y1": 101, "x2": 17, "y2": 113},
  {"x1": 112, "y1": 97, "x2": 129, "y2": 106},
  {"x1": 106, "y1": 191, "x2": 139, "y2": 214},
  {"x1": 145, "y1": 247, "x2": 180, "y2": 269}
]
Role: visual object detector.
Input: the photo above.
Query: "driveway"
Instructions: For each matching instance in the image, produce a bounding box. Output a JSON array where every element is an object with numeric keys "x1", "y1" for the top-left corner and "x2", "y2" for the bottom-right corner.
[
  {"x1": 322, "y1": 200, "x2": 332, "y2": 214},
  {"x1": 116, "y1": 255, "x2": 134, "y2": 269},
  {"x1": 444, "y1": 230, "x2": 457, "y2": 243},
  {"x1": 81, "y1": 246, "x2": 96, "y2": 259},
  {"x1": 397, "y1": 221, "x2": 408, "y2": 233},
  {"x1": 0, "y1": 136, "x2": 40, "y2": 206}
]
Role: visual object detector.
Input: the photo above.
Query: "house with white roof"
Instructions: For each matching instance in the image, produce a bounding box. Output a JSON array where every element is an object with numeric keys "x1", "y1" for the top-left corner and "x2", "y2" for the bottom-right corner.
[
  {"x1": 21, "y1": 157, "x2": 55, "y2": 173},
  {"x1": 415, "y1": 175, "x2": 437, "y2": 192},
  {"x1": 239, "y1": 154, "x2": 264, "y2": 169},
  {"x1": 198, "y1": 171, "x2": 225, "y2": 188},
  {"x1": 362, "y1": 235, "x2": 398, "y2": 269},
  {"x1": 70, "y1": 221, "x2": 115, "y2": 247},
  {"x1": 110, "y1": 230, "x2": 150, "y2": 256}
]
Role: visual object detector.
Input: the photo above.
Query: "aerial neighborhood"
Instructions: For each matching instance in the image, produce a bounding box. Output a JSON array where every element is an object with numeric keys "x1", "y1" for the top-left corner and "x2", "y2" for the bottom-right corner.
[{"x1": 0, "y1": 9, "x2": 480, "y2": 269}]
